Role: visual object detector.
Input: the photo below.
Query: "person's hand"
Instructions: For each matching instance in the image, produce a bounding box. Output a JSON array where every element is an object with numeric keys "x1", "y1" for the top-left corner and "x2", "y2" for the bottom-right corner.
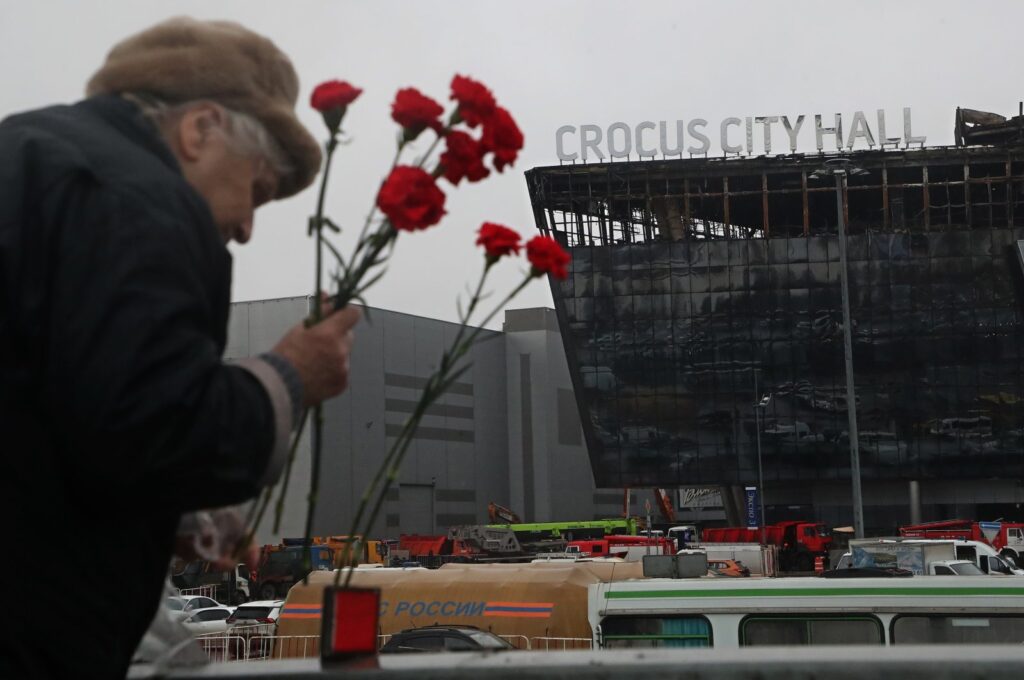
[
  {"x1": 174, "y1": 508, "x2": 259, "y2": 570},
  {"x1": 273, "y1": 302, "x2": 361, "y2": 406}
]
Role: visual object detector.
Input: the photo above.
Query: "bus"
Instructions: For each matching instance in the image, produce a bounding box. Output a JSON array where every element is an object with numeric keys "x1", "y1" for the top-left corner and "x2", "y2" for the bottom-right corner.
[{"x1": 589, "y1": 575, "x2": 1024, "y2": 648}]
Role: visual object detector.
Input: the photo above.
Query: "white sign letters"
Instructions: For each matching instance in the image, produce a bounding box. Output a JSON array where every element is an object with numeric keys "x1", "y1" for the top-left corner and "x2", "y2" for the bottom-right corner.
[{"x1": 555, "y1": 108, "x2": 926, "y2": 162}]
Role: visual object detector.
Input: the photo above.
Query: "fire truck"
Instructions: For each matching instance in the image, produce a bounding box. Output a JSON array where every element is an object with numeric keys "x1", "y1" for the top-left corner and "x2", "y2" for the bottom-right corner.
[
  {"x1": 899, "y1": 519, "x2": 1024, "y2": 565},
  {"x1": 701, "y1": 521, "x2": 831, "y2": 572}
]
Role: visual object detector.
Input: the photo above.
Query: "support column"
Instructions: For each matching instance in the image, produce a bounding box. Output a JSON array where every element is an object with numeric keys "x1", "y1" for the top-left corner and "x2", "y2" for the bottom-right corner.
[
  {"x1": 722, "y1": 485, "x2": 746, "y2": 527},
  {"x1": 909, "y1": 480, "x2": 922, "y2": 525}
]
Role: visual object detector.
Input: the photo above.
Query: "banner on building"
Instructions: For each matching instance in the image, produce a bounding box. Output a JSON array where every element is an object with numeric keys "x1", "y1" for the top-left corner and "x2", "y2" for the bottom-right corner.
[{"x1": 744, "y1": 486, "x2": 760, "y2": 529}]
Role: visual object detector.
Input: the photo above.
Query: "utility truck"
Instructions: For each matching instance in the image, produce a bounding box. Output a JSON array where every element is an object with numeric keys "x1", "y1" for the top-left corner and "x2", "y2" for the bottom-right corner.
[
  {"x1": 840, "y1": 538, "x2": 1021, "y2": 575},
  {"x1": 899, "y1": 519, "x2": 1024, "y2": 566}
]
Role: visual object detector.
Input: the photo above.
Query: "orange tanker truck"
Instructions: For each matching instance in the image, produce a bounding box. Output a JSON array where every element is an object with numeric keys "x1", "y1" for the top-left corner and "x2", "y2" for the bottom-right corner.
[{"x1": 275, "y1": 560, "x2": 644, "y2": 655}]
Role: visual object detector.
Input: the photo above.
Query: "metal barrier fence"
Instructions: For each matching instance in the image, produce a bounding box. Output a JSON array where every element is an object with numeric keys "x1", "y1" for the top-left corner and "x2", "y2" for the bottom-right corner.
[
  {"x1": 195, "y1": 631, "x2": 591, "y2": 662},
  {"x1": 530, "y1": 637, "x2": 593, "y2": 650},
  {"x1": 176, "y1": 585, "x2": 217, "y2": 600},
  {"x1": 499, "y1": 635, "x2": 531, "y2": 650},
  {"x1": 195, "y1": 632, "x2": 319, "y2": 662}
]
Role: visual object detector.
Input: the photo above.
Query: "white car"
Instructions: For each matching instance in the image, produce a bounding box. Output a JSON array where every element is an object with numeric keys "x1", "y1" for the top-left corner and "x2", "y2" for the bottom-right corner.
[
  {"x1": 224, "y1": 600, "x2": 284, "y2": 660},
  {"x1": 165, "y1": 595, "x2": 223, "y2": 622},
  {"x1": 182, "y1": 606, "x2": 236, "y2": 635},
  {"x1": 225, "y1": 600, "x2": 283, "y2": 631}
]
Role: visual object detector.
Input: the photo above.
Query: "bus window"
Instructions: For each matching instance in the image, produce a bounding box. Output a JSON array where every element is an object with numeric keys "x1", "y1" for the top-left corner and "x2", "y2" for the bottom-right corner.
[
  {"x1": 741, "y1": 616, "x2": 883, "y2": 646},
  {"x1": 601, "y1": 616, "x2": 712, "y2": 649},
  {"x1": 892, "y1": 615, "x2": 1024, "y2": 644}
]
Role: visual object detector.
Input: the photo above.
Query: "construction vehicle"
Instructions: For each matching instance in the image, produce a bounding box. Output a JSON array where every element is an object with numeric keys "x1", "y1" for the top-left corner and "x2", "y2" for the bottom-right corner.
[
  {"x1": 486, "y1": 518, "x2": 638, "y2": 543},
  {"x1": 567, "y1": 534, "x2": 674, "y2": 561},
  {"x1": 622, "y1": 488, "x2": 676, "y2": 525},
  {"x1": 397, "y1": 526, "x2": 569, "y2": 566},
  {"x1": 394, "y1": 533, "x2": 482, "y2": 567},
  {"x1": 487, "y1": 502, "x2": 521, "y2": 524},
  {"x1": 701, "y1": 521, "x2": 831, "y2": 572},
  {"x1": 899, "y1": 519, "x2": 1024, "y2": 565},
  {"x1": 252, "y1": 541, "x2": 336, "y2": 600}
]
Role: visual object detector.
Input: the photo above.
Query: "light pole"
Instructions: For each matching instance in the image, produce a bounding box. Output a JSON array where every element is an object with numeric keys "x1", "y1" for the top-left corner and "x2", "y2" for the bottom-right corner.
[
  {"x1": 754, "y1": 394, "x2": 771, "y2": 545},
  {"x1": 813, "y1": 158, "x2": 865, "y2": 539}
]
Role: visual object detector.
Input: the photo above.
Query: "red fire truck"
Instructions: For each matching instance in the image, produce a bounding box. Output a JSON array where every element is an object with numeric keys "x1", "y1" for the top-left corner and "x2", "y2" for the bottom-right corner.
[{"x1": 701, "y1": 521, "x2": 831, "y2": 572}]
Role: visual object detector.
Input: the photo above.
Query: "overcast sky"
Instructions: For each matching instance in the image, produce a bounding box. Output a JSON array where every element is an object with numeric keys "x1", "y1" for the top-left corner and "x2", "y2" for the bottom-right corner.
[{"x1": 3, "y1": 0, "x2": 1023, "y2": 328}]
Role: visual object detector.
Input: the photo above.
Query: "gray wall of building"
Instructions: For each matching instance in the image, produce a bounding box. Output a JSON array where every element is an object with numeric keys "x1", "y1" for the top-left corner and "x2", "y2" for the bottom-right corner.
[
  {"x1": 503, "y1": 308, "x2": 634, "y2": 523},
  {"x1": 226, "y1": 297, "x2": 511, "y2": 544}
]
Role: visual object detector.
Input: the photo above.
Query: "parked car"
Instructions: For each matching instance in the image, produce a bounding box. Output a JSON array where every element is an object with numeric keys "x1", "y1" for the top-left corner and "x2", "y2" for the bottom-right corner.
[
  {"x1": 165, "y1": 595, "x2": 223, "y2": 622},
  {"x1": 226, "y1": 600, "x2": 283, "y2": 630},
  {"x1": 225, "y1": 600, "x2": 284, "y2": 660},
  {"x1": 182, "y1": 606, "x2": 236, "y2": 635},
  {"x1": 380, "y1": 626, "x2": 515, "y2": 653},
  {"x1": 707, "y1": 559, "x2": 751, "y2": 577}
]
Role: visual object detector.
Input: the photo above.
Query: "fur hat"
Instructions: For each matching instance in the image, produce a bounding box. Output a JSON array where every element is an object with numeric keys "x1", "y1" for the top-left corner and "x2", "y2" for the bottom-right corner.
[{"x1": 86, "y1": 16, "x2": 321, "y2": 199}]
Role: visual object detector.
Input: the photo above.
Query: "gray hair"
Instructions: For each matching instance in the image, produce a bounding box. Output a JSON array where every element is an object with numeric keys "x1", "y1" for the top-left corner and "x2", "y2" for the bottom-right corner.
[{"x1": 123, "y1": 92, "x2": 293, "y2": 177}]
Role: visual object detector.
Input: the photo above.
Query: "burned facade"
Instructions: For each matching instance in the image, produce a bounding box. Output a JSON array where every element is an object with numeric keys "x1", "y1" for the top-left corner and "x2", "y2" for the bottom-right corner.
[{"x1": 527, "y1": 141, "x2": 1024, "y2": 523}]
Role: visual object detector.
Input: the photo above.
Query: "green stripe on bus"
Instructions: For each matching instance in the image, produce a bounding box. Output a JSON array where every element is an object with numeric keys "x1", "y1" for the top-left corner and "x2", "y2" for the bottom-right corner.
[{"x1": 604, "y1": 587, "x2": 1024, "y2": 599}]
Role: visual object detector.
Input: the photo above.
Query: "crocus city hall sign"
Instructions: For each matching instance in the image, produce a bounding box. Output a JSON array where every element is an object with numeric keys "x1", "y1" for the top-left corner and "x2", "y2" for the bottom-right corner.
[{"x1": 555, "y1": 108, "x2": 926, "y2": 162}]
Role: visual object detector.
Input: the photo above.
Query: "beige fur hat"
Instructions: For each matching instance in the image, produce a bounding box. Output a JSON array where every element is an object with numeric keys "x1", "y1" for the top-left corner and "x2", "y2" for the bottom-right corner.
[{"x1": 86, "y1": 16, "x2": 322, "y2": 199}]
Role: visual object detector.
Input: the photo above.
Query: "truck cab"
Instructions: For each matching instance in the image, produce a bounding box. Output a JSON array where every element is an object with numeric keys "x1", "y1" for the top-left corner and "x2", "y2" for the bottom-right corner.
[
  {"x1": 254, "y1": 545, "x2": 335, "y2": 600},
  {"x1": 171, "y1": 560, "x2": 251, "y2": 605}
]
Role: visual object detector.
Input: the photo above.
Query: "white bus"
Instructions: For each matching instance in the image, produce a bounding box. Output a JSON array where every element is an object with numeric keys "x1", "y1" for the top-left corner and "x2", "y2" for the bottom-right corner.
[{"x1": 589, "y1": 576, "x2": 1024, "y2": 648}]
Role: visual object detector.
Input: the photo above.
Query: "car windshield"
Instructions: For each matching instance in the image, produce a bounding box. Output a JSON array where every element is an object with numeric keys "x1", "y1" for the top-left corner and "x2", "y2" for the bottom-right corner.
[
  {"x1": 466, "y1": 631, "x2": 513, "y2": 649},
  {"x1": 165, "y1": 598, "x2": 184, "y2": 611},
  {"x1": 951, "y1": 562, "x2": 985, "y2": 575},
  {"x1": 232, "y1": 606, "x2": 272, "y2": 620}
]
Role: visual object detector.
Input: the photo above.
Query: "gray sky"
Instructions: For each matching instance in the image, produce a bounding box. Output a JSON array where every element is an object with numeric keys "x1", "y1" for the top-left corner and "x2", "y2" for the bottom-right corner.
[{"x1": 3, "y1": 0, "x2": 1023, "y2": 327}]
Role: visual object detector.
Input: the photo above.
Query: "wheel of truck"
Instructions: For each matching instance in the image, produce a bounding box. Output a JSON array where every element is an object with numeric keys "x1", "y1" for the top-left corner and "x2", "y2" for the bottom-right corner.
[
  {"x1": 258, "y1": 583, "x2": 277, "y2": 600},
  {"x1": 233, "y1": 589, "x2": 247, "y2": 606},
  {"x1": 277, "y1": 583, "x2": 292, "y2": 598},
  {"x1": 797, "y1": 553, "x2": 814, "y2": 572}
]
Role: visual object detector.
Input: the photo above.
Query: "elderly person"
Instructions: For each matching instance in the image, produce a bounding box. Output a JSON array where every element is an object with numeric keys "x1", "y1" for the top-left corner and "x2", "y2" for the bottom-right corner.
[{"x1": 0, "y1": 18, "x2": 358, "y2": 677}]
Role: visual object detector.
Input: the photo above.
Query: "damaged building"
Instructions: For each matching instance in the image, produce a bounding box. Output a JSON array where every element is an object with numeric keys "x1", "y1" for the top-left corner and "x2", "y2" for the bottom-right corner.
[{"x1": 526, "y1": 108, "x2": 1024, "y2": 530}]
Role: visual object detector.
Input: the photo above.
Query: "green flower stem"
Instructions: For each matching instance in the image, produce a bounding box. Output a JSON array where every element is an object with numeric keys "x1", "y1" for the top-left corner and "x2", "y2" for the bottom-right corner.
[
  {"x1": 235, "y1": 485, "x2": 272, "y2": 561},
  {"x1": 333, "y1": 264, "x2": 495, "y2": 587},
  {"x1": 332, "y1": 223, "x2": 397, "y2": 311},
  {"x1": 301, "y1": 132, "x2": 342, "y2": 581},
  {"x1": 339, "y1": 375, "x2": 443, "y2": 587},
  {"x1": 336, "y1": 267, "x2": 538, "y2": 587}
]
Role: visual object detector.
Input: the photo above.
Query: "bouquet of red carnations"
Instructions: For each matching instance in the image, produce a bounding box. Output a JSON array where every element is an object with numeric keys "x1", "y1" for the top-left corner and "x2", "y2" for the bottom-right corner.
[{"x1": 245, "y1": 74, "x2": 569, "y2": 587}]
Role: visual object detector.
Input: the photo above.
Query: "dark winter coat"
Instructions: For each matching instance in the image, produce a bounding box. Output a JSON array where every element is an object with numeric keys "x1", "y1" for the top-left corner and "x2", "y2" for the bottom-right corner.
[{"x1": 0, "y1": 95, "x2": 276, "y2": 677}]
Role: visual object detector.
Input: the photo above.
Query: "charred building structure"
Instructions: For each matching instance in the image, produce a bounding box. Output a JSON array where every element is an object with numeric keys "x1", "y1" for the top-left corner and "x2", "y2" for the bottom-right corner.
[{"x1": 527, "y1": 115, "x2": 1024, "y2": 531}]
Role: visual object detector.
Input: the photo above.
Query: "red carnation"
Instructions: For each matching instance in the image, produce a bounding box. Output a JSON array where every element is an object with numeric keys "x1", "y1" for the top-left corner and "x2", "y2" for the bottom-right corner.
[
  {"x1": 476, "y1": 223, "x2": 521, "y2": 261},
  {"x1": 440, "y1": 131, "x2": 490, "y2": 186},
  {"x1": 526, "y1": 235, "x2": 570, "y2": 280},
  {"x1": 377, "y1": 166, "x2": 447, "y2": 231},
  {"x1": 311, "y1": 80, "x2": 362, "y2": 112},
  {"x1": 391, "y1": 88, "x2": 444, "y2": 139},
  {"x1": 481, "y1": 106, "x2": 524, "y2": 172},
  {"x1": 450, "y1": 74, "x2": 496, "y2": 128}
]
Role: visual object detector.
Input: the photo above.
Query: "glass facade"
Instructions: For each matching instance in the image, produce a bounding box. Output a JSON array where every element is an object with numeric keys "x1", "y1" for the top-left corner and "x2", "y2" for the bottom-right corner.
[{"x1": 527, "y1": 150, "x2": 1024, "y2": 488}]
